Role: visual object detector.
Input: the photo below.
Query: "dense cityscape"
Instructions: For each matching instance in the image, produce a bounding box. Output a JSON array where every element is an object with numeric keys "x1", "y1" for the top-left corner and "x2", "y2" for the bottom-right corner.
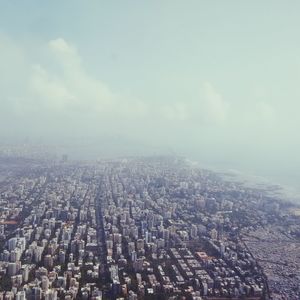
[
  {"x1": 0, "y1": 154, "x2": 299, "y2": 300},
  {"x1": 2, "y1": 1, "x2": 300, "y2": 299}
]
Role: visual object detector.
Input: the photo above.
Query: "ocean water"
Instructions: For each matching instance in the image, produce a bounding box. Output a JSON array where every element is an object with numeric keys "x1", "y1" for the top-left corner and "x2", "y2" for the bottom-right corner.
[{"x1": 186, "y1": 158, "x2": 300, "y2": 204}]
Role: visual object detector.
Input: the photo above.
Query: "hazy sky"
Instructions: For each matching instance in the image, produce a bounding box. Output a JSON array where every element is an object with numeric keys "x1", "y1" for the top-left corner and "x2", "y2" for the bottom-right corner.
[{"x1": 1, "y1": 1, "x2": 300, "y2": 185}]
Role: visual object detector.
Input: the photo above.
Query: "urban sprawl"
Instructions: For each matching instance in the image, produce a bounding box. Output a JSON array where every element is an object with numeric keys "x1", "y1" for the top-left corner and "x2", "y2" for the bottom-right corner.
[{"x1": 0, "y1": 155, "x2": 299, "y2": 300}]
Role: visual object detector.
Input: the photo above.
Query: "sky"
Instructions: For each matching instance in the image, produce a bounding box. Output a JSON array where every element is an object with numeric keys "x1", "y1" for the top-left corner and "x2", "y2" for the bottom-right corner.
[{"x1": 0, "y1": 1, "x2": 300, "y2": 190}]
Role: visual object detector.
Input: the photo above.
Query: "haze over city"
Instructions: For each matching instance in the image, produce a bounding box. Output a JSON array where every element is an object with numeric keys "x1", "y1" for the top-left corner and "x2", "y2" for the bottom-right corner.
[
  {"x1": 1, "y1": 1, "x2": 300, "y2": 192},
  {"x1": 1, "y1": 2, "x2": 300, "y2": 300}
]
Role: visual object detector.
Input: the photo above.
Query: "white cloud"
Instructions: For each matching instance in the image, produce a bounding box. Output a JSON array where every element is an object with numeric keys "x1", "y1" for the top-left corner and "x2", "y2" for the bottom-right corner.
[
  {"x1": 0, "y1": 35, "x2": 153, "y2": 139},
  {"x1": 198, "y1": 81, "x2": 229, "y2": 124},
  {"x1": 48, "y1": 38, "x2": 81, "y2": 69},
  {"x1": 0, "y1": 35, "x2": 232, "y2": 134},
  {"x1": 29, "y1": 64, "x2": 76, "y2": 112},
  {"x1": 159, "y1": 82, "x2": 229, "y2": 125},
  {"x1": 2, "y1": 35, "x2": 283, "y2": 146},
  {"x1": 27, "y1": 38, "x2": 148, "y2": 120},
  {"x1": 161, "y1": 102, "x2": 189, "y2": 121},
  {"x1": 49, "y1": 38, "x2": 76, "y2": 54}
]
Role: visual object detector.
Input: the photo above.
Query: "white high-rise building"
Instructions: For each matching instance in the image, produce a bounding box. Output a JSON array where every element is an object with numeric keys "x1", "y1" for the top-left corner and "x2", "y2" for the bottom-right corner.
[
  {"x1": 8, "y1": 237, "x2": 26, "y2": 252},
  {"x1": 190, "y1": 224, "x2": 198, "y2": 239},
  {"x1": 8, "y1": 262, "x2": 18, "y2": 276},
  {"x1": 15, "y1": 291, "x2": 26, "y2": 300},
  {"x1": 45, "y1": 289, "x2": 58, "y2": 300},
  {"x1": 41, "y1": 275, "x2": 50, "y2": 291}
]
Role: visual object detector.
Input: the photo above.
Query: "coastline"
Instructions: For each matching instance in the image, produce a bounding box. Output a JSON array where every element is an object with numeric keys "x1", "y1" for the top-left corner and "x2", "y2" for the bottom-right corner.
[{"x1": 185, "y1": 158, "x2": 300, "y2": 204}]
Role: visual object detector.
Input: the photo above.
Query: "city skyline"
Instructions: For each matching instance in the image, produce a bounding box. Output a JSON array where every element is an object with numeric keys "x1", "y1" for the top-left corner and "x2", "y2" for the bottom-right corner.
[{"x1": 1, "y1": 1, "x2": 300, "y2": 192}]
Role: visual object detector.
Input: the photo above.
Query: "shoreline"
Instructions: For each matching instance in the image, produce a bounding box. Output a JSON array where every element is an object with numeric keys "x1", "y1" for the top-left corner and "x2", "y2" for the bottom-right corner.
[{"x1": 185, "y1": 158, "x2": 300, "y2": 204}]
